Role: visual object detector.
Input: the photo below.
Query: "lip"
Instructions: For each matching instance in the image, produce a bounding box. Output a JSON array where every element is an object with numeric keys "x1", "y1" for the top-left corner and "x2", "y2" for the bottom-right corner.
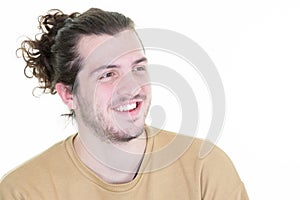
[{"x1": 112, "y1": 100, "x2": 143, "y2": 117}]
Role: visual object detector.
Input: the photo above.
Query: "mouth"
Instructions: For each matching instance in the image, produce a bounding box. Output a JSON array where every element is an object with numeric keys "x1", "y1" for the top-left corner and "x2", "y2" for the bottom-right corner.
[{"x1": 113, "y1": 101, "x2": 142, "y2": 113}]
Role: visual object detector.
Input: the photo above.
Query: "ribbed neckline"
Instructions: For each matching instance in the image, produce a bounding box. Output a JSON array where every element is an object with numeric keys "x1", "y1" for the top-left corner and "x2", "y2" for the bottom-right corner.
[{"x1": 64, "y1": 127, "x2": 154, "y2": 193}]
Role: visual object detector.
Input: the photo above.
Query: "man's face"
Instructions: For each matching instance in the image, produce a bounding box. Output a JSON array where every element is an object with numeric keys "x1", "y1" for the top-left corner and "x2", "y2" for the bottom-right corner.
[{"x1": 74, "y1": 30, "x2": 151, "y2": 143}]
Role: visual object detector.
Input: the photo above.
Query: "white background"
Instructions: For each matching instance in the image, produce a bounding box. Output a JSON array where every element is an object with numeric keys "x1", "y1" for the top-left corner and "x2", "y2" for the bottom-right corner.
[{"x1": 1, "y1": 0, "x2": 300, "y2": 199}]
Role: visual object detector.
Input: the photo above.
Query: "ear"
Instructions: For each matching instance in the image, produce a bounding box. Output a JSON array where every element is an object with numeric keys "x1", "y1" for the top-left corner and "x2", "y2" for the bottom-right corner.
[{"x1": 55, "y1": 83, "x2": 77, "y2": 110}]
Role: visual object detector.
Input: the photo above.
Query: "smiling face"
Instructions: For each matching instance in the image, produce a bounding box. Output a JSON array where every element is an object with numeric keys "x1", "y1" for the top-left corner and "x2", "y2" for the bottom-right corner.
[{"x1": 73, "y1": 30, "x2": 151, "y2": 143}]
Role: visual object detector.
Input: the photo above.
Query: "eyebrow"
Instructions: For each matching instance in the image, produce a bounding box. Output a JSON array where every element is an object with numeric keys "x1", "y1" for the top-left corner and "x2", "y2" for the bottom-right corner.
[
  {"x1": 89, "y1": 56, "x2": 148, "y2": 76},
  {"x1": 133, "y1": 57, "x2": 148, "y2": 65}
]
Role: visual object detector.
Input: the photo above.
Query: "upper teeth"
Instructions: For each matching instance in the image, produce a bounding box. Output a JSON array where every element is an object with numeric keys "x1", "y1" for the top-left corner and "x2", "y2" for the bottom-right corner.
[{"x1": 116, "y1": 103, "x2": 137, "y2": 112}]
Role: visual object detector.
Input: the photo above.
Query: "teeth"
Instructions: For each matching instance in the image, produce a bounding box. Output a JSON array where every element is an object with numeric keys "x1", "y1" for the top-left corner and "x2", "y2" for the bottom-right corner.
[{"x1": 116, "y1": 103, "x2": 137, "y2": 112}]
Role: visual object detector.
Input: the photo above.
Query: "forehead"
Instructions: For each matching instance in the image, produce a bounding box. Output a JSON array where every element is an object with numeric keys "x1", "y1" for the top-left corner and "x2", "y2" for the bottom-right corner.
[{"x1": 77, "y1": 30, "x2": 144, "y2": 69}]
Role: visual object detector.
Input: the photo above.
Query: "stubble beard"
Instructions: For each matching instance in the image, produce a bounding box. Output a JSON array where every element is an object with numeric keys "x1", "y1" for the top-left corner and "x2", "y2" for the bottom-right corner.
[{"x1": 76, "y1": 95, "x2": 150, "y2": 143}]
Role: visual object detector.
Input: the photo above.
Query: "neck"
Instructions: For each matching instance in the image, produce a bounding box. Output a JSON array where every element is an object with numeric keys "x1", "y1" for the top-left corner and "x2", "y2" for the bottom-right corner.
[{"x1": 74, "y1": 129, "x2": 147, "y2": 184}]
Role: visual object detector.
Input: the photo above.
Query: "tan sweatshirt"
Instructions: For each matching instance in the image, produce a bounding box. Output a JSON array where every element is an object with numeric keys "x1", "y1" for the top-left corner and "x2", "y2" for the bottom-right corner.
[{"x1": 0, "y1": 127, "x2": 248, "y2": 199}]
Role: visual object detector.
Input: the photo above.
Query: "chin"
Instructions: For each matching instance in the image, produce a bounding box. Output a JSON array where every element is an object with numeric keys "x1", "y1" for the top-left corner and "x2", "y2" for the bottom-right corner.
[
  {"x1": 102, "y1": 121, "x2": 144, "y2": 143},
  {"x1": 109, "y1": 128, "x2": 144, "y2": 143}
]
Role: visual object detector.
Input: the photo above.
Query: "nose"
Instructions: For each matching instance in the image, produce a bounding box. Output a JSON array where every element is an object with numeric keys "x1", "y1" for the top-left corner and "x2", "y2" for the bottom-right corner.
[{"x1": 114, "y1": 72, "x2": 144, "y2": 98}]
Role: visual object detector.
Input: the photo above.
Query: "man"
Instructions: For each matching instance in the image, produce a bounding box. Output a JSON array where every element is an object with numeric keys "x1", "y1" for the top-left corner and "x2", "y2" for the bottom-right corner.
[{"x1": 0, "y1": 8, "x2": 248, "y2": 199}]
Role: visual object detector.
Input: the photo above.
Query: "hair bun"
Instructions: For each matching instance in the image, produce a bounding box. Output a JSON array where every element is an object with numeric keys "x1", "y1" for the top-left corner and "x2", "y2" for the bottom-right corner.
[
  {"x1": 18, "y1": 10, "x2": 78, "y2": 95},
  {"x1": 39, "y1": 9, "x2": 69, "y2": 36}
]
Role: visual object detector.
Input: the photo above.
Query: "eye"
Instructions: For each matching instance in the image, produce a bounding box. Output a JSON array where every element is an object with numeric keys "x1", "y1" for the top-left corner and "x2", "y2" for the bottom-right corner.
[
  {"x1": 133, "y1": 65, "x2": 146, "y2": 72},
  {"x1": 99, "y1": 71, "x2": 118, "y2": 81}
]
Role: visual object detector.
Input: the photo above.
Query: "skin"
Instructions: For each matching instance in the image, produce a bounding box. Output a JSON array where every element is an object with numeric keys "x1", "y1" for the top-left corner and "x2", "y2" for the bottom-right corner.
[{"x1": 56, "y1": 30, "x2": 152, "y2": 183}]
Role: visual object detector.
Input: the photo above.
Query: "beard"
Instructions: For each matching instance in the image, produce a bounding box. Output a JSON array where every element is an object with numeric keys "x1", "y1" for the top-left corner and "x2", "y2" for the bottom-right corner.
[{"x1": 75, "y1": 93, "x2": 150, "y2": 143}]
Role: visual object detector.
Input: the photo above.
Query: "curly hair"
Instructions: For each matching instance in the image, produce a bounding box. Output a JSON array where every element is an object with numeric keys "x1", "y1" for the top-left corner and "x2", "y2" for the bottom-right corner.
[{"x1": 17, "y1": 8, "x2": 135, "y2": 116}]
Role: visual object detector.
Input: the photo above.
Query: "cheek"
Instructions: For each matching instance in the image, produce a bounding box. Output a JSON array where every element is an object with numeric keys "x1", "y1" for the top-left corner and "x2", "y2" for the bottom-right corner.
[
  {"x1": 143, "y1": 85, "x2": 152, "y2": 96},
  {"x1": 94, "y1": 85, "x2": 115, "y2": 106}
]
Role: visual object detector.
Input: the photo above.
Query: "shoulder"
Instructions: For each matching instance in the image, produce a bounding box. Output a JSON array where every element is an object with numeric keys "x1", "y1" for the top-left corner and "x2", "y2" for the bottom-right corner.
[
  {"x1": 0, "y1": 135, "x2": 75, "y2": 193},
  {"x1": 148, "y1": 127, "x2": 248, "y2": 199},
  {"x1": 195, "y1": 138, "x2": 248, "y2": 199},
  {"x1": 148, "y1": 126, "x2": 238, "y2": 169}
]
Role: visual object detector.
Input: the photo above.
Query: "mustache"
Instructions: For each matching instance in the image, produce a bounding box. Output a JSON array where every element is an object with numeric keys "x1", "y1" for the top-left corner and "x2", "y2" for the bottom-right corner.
[{"x1": 111, "y1": 94, "x2": 147, "y2": 106}]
